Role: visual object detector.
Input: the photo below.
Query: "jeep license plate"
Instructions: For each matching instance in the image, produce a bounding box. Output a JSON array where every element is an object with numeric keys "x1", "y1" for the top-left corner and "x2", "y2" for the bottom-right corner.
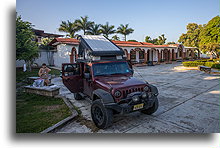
[{"x1": 133, "y1": 103, "x2": 144, "y2": 111}]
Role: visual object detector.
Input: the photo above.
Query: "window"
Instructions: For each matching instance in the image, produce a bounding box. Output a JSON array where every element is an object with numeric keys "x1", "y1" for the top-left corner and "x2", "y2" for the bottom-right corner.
[
  {"x1": 63, "y1": 64, "x2": 80, "y2": 76},
  {"x1": 93, "y1": 62, "x2": 131, "y2": 76}
]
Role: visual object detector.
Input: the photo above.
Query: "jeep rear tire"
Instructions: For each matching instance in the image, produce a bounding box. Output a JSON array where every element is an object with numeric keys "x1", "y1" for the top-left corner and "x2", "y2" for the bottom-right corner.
[
  {"x1": 74, "y1": 93, "x2": 83, "y2": 100},
  {"x1": 141, "y1": 97, "x2": 159, "y2": 115},
  {"x1": 91, "y1": 100, "x2": 113, "y2": 129}
]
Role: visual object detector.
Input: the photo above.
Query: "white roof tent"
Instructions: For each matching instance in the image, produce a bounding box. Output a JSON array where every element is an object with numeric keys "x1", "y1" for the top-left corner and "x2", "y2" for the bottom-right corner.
[{"x1": 78, "y1": 35, "x2": 124, "y2": 57}]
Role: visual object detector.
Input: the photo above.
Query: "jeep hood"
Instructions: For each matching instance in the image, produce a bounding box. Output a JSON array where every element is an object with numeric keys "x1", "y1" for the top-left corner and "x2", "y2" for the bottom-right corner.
[{"x1": 94, "y1": 76, "x2": 146, "y2": 90}]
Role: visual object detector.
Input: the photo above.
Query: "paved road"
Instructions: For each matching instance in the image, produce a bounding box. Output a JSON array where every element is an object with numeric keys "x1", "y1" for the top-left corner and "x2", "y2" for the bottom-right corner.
[{"x1": 52, "y1": 63, "x2": 220, "y2": 133}]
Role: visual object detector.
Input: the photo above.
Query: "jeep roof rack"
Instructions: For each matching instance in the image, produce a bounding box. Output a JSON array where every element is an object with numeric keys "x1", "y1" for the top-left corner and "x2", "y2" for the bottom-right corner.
[
  {"x1": 78, "y1": 35, "x2": 124, "y2": 57},
  {"x1": 76, "y1": 58, "x2": 127, "y2": 64}
]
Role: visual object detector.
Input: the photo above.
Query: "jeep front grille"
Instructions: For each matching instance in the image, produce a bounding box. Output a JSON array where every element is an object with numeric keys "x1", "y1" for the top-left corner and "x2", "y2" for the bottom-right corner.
[{"x1": 122, "y1": 87, "x2": 144, "y2": 98}]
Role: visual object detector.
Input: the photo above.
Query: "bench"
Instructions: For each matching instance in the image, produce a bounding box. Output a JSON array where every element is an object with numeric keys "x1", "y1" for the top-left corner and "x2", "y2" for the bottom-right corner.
[
  {"x1": 24, "y1": 85, "x2": 60, "y2": 97},
  {"x1": 198, "y1": 66, "x2": 211, "y2": 73}
]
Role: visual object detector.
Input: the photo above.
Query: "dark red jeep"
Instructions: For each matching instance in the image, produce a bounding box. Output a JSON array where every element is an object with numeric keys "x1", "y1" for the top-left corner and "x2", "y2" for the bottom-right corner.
[{"x1": 61, "y1": 60, "x2": 159, "y2": 129}]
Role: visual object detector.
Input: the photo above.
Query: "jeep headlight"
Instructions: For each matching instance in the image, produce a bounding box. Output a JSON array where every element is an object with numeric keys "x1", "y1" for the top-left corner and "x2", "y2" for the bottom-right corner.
[
  {"x1": 143, "y1": 86, "x2": 149, "y2": 92},
  {"x1": 141, "y1": 92, "x2": 147, "y2": 98},
  {"x1": 114, "y1": 90, "x2": 121, "y2": 98}
]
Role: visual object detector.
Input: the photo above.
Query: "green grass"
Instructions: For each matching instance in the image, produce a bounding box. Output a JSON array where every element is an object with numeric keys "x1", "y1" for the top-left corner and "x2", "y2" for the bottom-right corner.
[
  {"x1": 16, "y1": 67, "x2": 71, "y2": 133},
  {"x1": 16, "y1": 92, "x2": 72, "y2": 133}
]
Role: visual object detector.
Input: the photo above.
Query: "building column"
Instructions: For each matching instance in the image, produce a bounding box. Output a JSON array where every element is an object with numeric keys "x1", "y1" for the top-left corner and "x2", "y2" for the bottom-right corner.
[
  {"x1": 181, "y1": 50, "x2": 184, "y2": 60},
  {"x1": 144, "y1": 51, "x2": 147, "y2": 63},
  {"x1": 127, "y1": 53, "x2": 131, "y2": 60},
  {"x1": 136, "y1": 51, "x2": 139, "y2": 62},
  {"x1": 183, "y1": 52, "x2": 186, "y2": 60},
  {"x1": 173, "y1": 52, "x2": 177, "y2": 60},
  {"x1": 158, "y1": 50, "x2": 161, "y2": 63},
  {"x1": 169, "y1": 50, "x2": 173, "y2": 61},
  {"x1": 191, "y1": 50, "x2": 195, "y2": 59}
]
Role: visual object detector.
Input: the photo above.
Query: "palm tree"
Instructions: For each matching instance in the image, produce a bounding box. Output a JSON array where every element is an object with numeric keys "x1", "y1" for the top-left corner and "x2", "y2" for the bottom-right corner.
[
  {"x1": 75, "y1": 16, "x2": 94, "y2": 35},
  {"x1": 117, "y1": 24, "x2": 134, "y2": 41},
  {"x1": 157, "y1": 34, "x2": 167, "y2": 45},
  {"x1": 58, "y1": 20, "x2": 79, "y2": 38},
  {"x1": 87, "y1": 24, "x2": 101, "y2": 35},
  {"x1": 100, "y1": 22, "x2": 116, "y2": 38},
  {"x1": 111, "y1": 35, "x2": 120, "y2": 41}
]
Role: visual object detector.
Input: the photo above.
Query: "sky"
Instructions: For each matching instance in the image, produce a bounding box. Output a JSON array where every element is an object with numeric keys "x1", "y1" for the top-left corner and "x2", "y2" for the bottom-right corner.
[{"x1": 16, "y1": 0, "x2": 219, "y2": 42}]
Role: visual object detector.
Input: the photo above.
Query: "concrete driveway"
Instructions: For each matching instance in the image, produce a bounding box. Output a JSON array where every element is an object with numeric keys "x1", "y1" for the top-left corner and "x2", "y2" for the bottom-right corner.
[{"x1": 52, "y1": 63, "x2": 220, "y2": 133}]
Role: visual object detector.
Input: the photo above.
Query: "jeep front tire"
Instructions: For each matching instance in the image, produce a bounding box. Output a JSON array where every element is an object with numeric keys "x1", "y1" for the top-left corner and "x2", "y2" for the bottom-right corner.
[
  {"x1": 141, "y1": 97, "x2": 159, "y2": 115},
  {"x1": 91, "y1": 100, "x2": 113, "y2": 129}
]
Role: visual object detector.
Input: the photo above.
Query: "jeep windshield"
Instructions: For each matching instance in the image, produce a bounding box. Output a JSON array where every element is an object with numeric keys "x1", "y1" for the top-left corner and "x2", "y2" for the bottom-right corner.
[{"x1": 93, "y1": 62, "x2": 132, "y2": 76}]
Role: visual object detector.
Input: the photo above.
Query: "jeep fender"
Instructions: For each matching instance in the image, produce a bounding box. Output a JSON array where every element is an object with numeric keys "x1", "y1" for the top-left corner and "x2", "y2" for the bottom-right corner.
[
  {"x1": 92, "y1": 89, "x2": 115, "y2": 104},
  {"x1": 148, "y1": 84, "x2": 159, "y2": 95}
]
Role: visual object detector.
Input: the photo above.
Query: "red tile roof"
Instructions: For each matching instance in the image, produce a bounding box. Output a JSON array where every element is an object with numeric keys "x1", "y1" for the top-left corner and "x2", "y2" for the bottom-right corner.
[
  {"x1": 49, "y1": 38, "x2": 79, "y2": 46},
  {"x1": 112, "y1": 40, "x2": 143, "y2": 45},
  {"x1": 140, "y1": 42, "x2": 154, "y2": 45},
  {"x1": 49, "y1": 38, "x2": 178, "y2": 48}
]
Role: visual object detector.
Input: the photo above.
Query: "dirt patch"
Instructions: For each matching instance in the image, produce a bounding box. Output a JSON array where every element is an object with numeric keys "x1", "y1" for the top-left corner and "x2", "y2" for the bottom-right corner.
[{"x1": 76, "y1": 116, "x2": 99, "y2": 132}]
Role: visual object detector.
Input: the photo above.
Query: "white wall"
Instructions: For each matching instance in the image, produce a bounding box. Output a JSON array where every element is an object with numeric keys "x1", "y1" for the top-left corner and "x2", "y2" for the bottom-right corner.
[{"x1": 53, "y1": 44, "x2": 79, "y2": 68}]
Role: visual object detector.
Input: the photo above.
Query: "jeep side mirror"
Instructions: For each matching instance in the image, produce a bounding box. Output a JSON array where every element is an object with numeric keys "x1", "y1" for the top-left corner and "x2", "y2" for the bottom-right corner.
[{"x1": 84, "y1": 73, "x2": 90, "y2": 79}]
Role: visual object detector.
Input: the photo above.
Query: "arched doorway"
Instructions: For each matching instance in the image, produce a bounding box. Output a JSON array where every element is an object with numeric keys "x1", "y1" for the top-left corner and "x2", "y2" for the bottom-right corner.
[
  {"x1": 138, "y1": 48, "x2": 145, "y2": 63},
  {"x1": 172, "y1": 49, "x2": 175, "y2": 60},
  {"x1": 177, "y1": 44, "x2": 184, "y2": 59},
  {"x1": 70, "y1": 47, "x2": 77, "y2": 63},
  {"x1": 147, "y1": 50, "x2": 150, "y2": 62},
  {"x1": 148, "y1": 48, "x2": 157, "y2": 62},
  {"x1": 164, "y1": 49, "x2": 170, "y2": 62},
  {"x1": 157, "y1": 50, "x2": 160, "y2": 62},
  {"x1": 130, "y1": 49, "x2": 136, "y2": 63}
]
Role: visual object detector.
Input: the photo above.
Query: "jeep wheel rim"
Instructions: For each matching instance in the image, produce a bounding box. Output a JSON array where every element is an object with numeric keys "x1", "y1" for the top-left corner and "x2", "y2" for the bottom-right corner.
[{"x1": 94, "y1": 106, "x2": 104, "y2": 124}]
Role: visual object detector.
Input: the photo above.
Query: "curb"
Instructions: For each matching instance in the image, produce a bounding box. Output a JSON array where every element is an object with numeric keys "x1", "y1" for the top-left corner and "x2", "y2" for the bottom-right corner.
[{"x1": 40, "y1": 114, "x2": 77, "y2": 133}]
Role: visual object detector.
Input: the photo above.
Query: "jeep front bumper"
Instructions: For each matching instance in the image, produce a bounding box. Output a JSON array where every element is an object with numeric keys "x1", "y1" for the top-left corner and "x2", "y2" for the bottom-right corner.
[{"x1": 104, "y1": 92, "x2": 158, "y2": 114}]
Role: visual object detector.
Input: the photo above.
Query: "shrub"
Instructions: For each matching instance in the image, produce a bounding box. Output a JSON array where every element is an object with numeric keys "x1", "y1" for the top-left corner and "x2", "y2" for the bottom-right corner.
[
  {"x1": 182, "y1": 60, "x2": 220, "y2": 69},
  {"x1": 212, "y1": 63, "x2": 220, "y2": 69},
  {"x1": 182, "y1": 61, "x2": 205, "y2": 67},
  {"x1": 213, "y1": 58, "x2": 220, "y2": 62},
  {"x1": 204, "y1": 62, "x2": 220, "y2": 69}
]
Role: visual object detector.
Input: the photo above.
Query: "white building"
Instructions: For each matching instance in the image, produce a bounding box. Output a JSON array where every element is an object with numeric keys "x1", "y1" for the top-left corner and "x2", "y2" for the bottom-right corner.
[{"x1": 16, "y1": 38, "x2": 200, "y2": 68}]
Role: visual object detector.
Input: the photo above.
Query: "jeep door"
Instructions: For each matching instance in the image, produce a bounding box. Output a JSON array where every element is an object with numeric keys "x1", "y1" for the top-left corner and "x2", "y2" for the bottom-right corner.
[
  {"x1": 62, "y1": 63, "x2": 83, "y2": 93},
  {"x1": 83, "y1": 64, "x2": 93, "y2": 96}
]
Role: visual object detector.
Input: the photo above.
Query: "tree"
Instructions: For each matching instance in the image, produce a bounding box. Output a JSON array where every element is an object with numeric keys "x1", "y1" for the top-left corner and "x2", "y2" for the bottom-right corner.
[
  {"x1": 100, "y1": 22, "x2": 116, "y2": 38},
  {"x1": 87, "y1": 24, "x2": 102, "y2": 35},
  {"x1": 199, "y1": 16, "x2": 220, "y2": 58},
  {"x1": 117, "y1": 24, "x2": 134, "y2": 41},
  {"x1": 145, "y1": 34, "x2": 166, "y2": 45},
  {"x1": 39, "y1": 38, "x2": 53, "y2": 49},
  {"x1": 16, "y1": 15, "x2": 38, "y2": 71},
  {"x1": 75, "y1": 16, "x2": 94, "y2": 35},
  {"x1": 145, "y1": 36, "x2": 152, "y2": 43},
  {"x1": 167, "y1": 41, "x2": 176, "y2": 45},
  {"x1": 127, "y1": 40, "x2": 138, "y2": 42},
  {"x1": 145, "y1": 36, "x2": 157, "y2": 44},
  {"x1": 58, "y1": 20, "x2": 79, "y2": 38},
  {"x1": 157, "y1": 34, "x2": 166, "y2": 45},
  {"x1": 178, "y1": 23, "x2": 203, "y2": 47},
  {"x1": 111, "y1": 35, "x2": 120, "y2": 41}
]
